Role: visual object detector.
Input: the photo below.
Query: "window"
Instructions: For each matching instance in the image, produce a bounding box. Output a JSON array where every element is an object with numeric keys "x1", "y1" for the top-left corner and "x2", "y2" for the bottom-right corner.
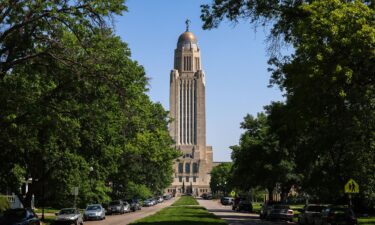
[
  {"x1": 179, "y1": 176, "x2": 182, "y2": 182},
  {"x1": 184, "y1": 56, "x2": 192, "y2": 71},
  {"x1": 193, "y1": 176, "x2": 196, "y2": 182},
  {"x1": 185, "y1": 163, "x2": 190, "y2": 173},
  {"x1": 193, "y1": 163, "x2": 198, "y2": 173},
  {"x1": 178, "y1": 163, "x2": 183, "y2": 173},
  {"x1": 186, "y1": 176, "x2": 189, "y2": 182}
]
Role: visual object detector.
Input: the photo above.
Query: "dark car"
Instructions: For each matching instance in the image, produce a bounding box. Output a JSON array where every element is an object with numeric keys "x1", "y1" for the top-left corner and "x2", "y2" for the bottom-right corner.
[
  {"x1": 260, "y1": 201, "x2": 281, "y2": 219},
  {"x1": 299, "y1": 204, "x2": 327, "y2": 225},
  {"x1": 221, "y1": 197, "x2": 234, "y2": 205},
  {"x1": 163, "y1": 194, "x2": 172, "y2": 200},
  {"x1": 268, "y1": 205, "x2": 294, "y2": 221},
  {"x1": 55, "y1": 208, "x2": 83, "y2": 225},
  {"x1": 107, "y1": 200, "x2": 126, "y2": 215},
  {"x1": 126, "y1": 199, "x2": 141, "y2": 211},
  {"x1": 0, "y1": 208, "x2": 40, "y2": 225},
  {"x1": 232, "y1": 198, "x2": 253, "y2": 212},
  {"x1": 313, "y1": 206, "x2": 357, "y2": 225},
  {"x1": 201, "y1": 193, "x2": 212, "y2": 200}
]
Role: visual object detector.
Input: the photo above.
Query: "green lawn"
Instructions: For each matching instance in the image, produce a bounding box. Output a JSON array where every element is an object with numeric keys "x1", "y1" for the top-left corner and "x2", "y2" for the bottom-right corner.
[
  {"x1": 130, "y1": 205, "x2": 227, "y2": 225},
  {"x1": 41, "y1": 215, "x2": 56, "y2": 225},
  {"x1": 34, "y1": 208, "x2": 59, "y2": 214},
  {"x1": 172, "y1": 196, "x2": 199, "y2": 206},
  {"x1": 359, "y1": 217, "x2": 375, "y2": 225}
]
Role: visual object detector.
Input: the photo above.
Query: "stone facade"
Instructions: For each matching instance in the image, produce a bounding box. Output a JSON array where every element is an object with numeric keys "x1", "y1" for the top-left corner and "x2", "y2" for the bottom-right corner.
[{"x1": 165, "y1": 27, "x2": 213, "y2": 196}]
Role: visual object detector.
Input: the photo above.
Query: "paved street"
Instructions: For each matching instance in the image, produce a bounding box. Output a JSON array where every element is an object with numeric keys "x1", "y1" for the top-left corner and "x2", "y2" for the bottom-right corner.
[
  {"x1": 84, "y1": 198, "x2": 177, "y2": 225},
  {"x1": 198, "y1": 199, "x2": 294, "y2": 225}
]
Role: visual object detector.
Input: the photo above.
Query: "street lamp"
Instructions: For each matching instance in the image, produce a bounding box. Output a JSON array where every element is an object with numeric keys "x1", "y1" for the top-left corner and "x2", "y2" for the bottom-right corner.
[{"x1": 89, "y1": 166, "x2": 94, "y2": 202}]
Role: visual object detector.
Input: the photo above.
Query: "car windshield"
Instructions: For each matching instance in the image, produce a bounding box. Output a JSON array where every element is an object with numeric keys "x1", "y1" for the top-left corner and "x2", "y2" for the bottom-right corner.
[
  {"x1": 110, "y1": 201, "x2": 121, "y2": 205},
  {"x1": 59, "y1": 209, "x2": 76, "y2": 214},
  {"x1": 274, "y1": 205, "x2": 290, "y2": 209},
  {"x1": 307, "y1": 206, "x2": 325, "y2": 212},
  {"x1": 86, "y1": 205, "x2": 101, "y2": 211}
]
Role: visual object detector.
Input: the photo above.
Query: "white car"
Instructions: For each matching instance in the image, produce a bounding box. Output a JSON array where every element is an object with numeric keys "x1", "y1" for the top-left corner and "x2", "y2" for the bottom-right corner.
[
  {"x1": 55, "y1": 208, "x2": 83, "y2": 225},
  {"x1": 83, "y1": 204, "x2": 105, "y2": 221}
]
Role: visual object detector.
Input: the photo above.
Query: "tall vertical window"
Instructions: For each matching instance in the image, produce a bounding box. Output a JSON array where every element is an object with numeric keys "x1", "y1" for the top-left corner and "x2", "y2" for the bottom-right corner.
[
  {"x1": 195, "y1": 57, "x2": 200, "y2": 70},
  {"x1": 178, "y1": 163, "x2": 183, "y2": 173},
  {"x1": 179, "y1": 80, "x2": 183, "y2": 143},
  {"x1": 185, "y1": 163, "x2": 191, "y2": 173},
  {"x1": 186, "y1": 176, "x2": 189, "y2": 182},
  {"x1": 179, "y1": 176, "x2": 182, "y2": 182},
  {"x1": 184, "y1": 56, "x2": 192, "y2": 71},
  {"x1": 193, "y1": 176, "x2": 196, "y2": 182},
  {"x1": 193, "y1": 163, "x2": 198, "y2": 173}
]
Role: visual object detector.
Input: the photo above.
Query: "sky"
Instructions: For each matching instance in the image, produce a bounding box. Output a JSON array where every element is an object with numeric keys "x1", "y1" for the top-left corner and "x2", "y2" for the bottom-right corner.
[{"x1": 115, "y1": 0, "x2": 285, "y2": 162}]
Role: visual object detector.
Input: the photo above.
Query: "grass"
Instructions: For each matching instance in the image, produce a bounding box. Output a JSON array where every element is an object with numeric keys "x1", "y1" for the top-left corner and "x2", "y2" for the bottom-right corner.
[
  {"x1": 41, "y1": 215, "x2": 56, "y2": 225},
  {"x1": 252, "y1": 202, "x2": 262, "y2": 213},
  {"x1": 130, "y1": 205, "x2": 227, "y2": 225},
  {"x1": 34, "y1": 208, "x2": 59, "y2": 214},
  {"x1": 172, "y1": 196, "x2": 199, "y2": 206},
  {"x1": 358, "y1": 216, "x2": 375, "y2": 225}
]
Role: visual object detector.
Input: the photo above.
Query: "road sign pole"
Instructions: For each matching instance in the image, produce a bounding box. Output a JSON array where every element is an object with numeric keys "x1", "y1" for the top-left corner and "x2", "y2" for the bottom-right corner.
[{"x1": 348, "y1": 194, "x2": 352, "y2": 208}]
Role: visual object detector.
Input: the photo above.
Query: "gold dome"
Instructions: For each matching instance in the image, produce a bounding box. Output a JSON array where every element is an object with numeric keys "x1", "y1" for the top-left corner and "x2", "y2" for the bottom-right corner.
[{"x1": 178, "y1": 31, "x2": 197, "y2": 44}]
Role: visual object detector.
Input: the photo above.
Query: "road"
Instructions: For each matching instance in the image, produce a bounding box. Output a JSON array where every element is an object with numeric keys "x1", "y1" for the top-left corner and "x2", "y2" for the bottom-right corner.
[
  {"x1": 198, "y1": 199, "x2": 294, "y2": 225},
  {"x1": 84, "y1": 198, "x2": 177, "y2": 225}
]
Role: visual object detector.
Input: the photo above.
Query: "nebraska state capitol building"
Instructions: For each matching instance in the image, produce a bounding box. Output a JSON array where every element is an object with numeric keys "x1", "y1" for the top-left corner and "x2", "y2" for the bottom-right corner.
[{"x1": 166, "y1": 23, "x2": 213, "y2": 196}]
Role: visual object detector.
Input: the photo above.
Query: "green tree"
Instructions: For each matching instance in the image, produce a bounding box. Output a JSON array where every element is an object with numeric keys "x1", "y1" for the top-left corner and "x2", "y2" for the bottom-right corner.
[
  {"x1": 0, "y1": 1, "x2": 179, "y2": 208},
  {"x1": 202, "y1": 0, "x2": 375, "y2": 206},
  {"x1": 230, "y1": 113, "x2": 297, "y2": 200},
  {"x1": 210, "y1": 163, "x2": 233, "y2": 196}
]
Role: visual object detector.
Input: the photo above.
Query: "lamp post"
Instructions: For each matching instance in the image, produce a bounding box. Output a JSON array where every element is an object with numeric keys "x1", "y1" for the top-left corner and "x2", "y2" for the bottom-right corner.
[
  {"x1": 41, "y1": 155, "x2": 47, "y2": 222},
  {"x1": 89, "y1": 166, "x2": 94, "y2": 202}
]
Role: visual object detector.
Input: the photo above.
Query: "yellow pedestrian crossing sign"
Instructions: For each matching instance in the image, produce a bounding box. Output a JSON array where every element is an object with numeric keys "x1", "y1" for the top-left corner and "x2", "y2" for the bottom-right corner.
[{"x1": 345, "y1": 179, "x2": 359, "y2": 193}]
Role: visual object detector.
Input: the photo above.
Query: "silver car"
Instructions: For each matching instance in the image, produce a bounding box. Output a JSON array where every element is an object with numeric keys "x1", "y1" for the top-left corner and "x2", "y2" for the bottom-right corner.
[
  {"x1": 55, "y1": 208, "x2": 83, "y2": 225},
  {"x1": 83, "y1": 204, "x2": 106, "y2": 221}
]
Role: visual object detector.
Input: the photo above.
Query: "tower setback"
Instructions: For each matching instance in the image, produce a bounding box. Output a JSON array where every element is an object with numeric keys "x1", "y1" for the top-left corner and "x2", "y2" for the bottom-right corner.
[{"x1": 166, "y1": 23, "x2": 213, "y2": 196}]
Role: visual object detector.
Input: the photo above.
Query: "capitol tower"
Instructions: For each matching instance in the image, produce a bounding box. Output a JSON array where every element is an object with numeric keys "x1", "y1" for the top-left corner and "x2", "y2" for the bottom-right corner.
[{"x1": 165, "y1": 21, "x2": 213, "y2": 196}]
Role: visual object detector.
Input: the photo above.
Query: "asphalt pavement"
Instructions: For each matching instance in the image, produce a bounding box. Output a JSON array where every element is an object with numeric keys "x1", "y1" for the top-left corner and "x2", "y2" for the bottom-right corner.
[
  {"x1": 78, "y1": 198, "x2": 177, "y2": 225},
  {"x1": 198, "y1": 198, "x2": 295, "y2": 225}
]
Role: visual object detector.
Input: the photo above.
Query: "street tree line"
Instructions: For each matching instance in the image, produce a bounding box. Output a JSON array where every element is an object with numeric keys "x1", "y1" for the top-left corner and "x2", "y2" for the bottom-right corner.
[
  {"x1": 0, "y1": 1, "x2": 179, "y2": 208},
  {"x1": 203, "y1": 0, "x2": 375, "y2": 210}
]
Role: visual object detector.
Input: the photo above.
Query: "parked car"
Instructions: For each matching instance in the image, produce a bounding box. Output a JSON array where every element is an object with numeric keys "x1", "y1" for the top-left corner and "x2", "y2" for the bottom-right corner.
[
  {"x1": 83, "y1": 204, "x2": 105, "y2": 221},
  {"x1": 299, "y1": 204, "x2": 327, "y2": 225},
  {"x1": 221, "y1": 197, "x2": 234, "y2": 205},
  {"x1": 55, "y1": 208, "x2": 83, "y2": 225},
  {"x1": 313, "y1": 206, "x2": 357, "y2": 225},
  {"x1": 107, "y1": 200, "x2": 126, "y2": 215},
  {"x1": 156, "y1": 196, "x2": 164, "y2": 203},
  {"x1": 232, "y1": 197, "x2": 253, "y2": 212},
  {"x1": 143, "y1": 199, "x2": 155, "y2": 207},
  {"x1": 0, "y1": 208, "x2": 40, "y2": 225},
  {"x1": 163, "y1": 194, "x2": 172, "y2": 200},
  {"x1": 268, "y1": 205, "x2": 294, "y2": 221},
  {"x1": 126, "y1": 199, "x2": 141, "y2": 211},
  {"x1": 201, "y1": 193, "x2": 212, "y2": 200},
  {"x1": 123, "y1": 201, "x2": 131, "y2": 213},
  {"x1": 260, "y1": 201, "x2": 280, "y2": 219}
]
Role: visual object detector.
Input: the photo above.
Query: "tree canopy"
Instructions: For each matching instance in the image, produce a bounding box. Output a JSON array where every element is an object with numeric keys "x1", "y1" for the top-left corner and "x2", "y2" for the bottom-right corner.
[
  {"x1": 202, "y1": 0, "x2": 375, "y2": 208},
  {"x1": 0, "y1": 0, "x2": 179, "y2": 208}
]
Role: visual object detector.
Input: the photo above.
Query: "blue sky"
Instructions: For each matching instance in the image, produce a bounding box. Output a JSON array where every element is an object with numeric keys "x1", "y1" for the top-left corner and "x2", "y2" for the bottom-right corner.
[{"x1": 115, "y1": 0, "x2": 284, "y2": 162}]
